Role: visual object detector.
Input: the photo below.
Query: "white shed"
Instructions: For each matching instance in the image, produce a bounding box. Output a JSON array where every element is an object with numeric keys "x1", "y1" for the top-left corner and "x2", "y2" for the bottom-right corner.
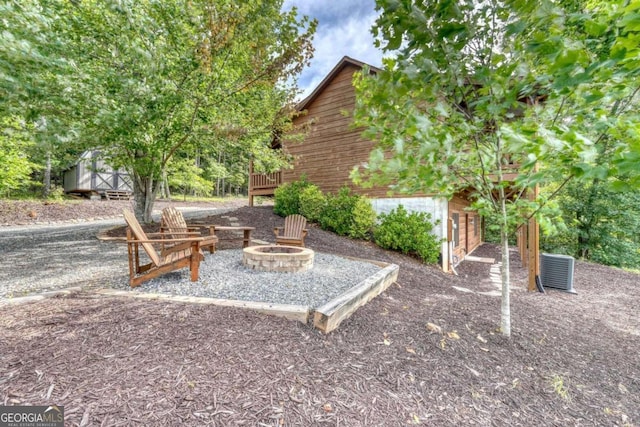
[{"x1": 63, "y1": 151, "x2": 132, "y2": 198}]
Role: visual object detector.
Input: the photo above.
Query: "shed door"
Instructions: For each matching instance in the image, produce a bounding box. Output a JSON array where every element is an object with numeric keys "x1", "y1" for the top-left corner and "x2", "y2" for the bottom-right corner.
[{"x1": 94, "y1": 158, "x2": 115, "y2": 190}]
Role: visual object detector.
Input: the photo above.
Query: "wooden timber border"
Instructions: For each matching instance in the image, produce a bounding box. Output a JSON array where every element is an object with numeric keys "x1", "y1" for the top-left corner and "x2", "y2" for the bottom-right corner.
[
  {"x1": 94, "y1": 257, "x2": 399, "y2": 333},
  {"x1": 94, "y1": 289, "x2": 311, "y2": 323},
  {"x1": 313, "y1": 261, "x2": 399, "y2": 333}
]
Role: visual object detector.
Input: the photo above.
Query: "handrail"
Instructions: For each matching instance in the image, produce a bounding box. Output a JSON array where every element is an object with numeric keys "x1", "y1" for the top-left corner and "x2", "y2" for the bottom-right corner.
[{"x1": 249, "y1": 171, "x2": 282, "y2": 191}]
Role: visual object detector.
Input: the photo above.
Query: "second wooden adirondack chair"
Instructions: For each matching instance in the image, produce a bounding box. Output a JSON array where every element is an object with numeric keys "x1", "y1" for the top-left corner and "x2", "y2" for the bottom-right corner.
[
  {"x1": 123, "y1": 209, "x2": 204, "y2": 287},
  {"x1": 160, "y1": 207, "x2": 218, "y2": 254},
  {"x1": 274, "y1": 214, "x2": 308, "y2": 247}
]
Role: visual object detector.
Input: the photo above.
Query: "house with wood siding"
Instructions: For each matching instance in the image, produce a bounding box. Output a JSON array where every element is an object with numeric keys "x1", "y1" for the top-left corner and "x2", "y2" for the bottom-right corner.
[{"x1": 250, "y1": 56, "x2": 484, "y2": 272}]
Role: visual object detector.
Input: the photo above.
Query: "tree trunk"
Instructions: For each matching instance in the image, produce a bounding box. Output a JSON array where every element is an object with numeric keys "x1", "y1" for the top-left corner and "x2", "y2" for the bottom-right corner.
[
  {"x1": 576, "y1": 181, "x2": 599, "y2": 260},
  {"x1": 159, "y1": 168, "x2": 171, "y2": 199},
  {"x1": 42, "y1": 151, "x2": 52, "y2": 199},
  {"x1": 133, "y1": 173, "x2": 157, "y2": 223},
  {"x1": 216, "y1": 150, "x2": 222, "y2": 197},
  {"x1": 499, "y1": 192, "x2": 511, "y2": 337}
]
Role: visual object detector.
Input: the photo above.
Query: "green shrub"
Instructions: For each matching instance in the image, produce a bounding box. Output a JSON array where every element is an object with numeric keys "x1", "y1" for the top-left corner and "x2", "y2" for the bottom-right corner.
[
  {"x1": 273, "y1": 183, "x2": 297, "y2": 216},
  {"x1": 374, "y1": 205, "x2": 441, "y2": 264},
  {"x1": 47, "y1": 186, "x2": 66, "y2": 201},
  {"x1": 273, "y1": 176, "x2": 311, "y2": 217},
  {"x1": 0, "y1": 116, "x2": 39, "y2": 197},
  {"x1": 298, "y1": 185, "x2": 326, "y2": 223},
  {"x1": 350, "y1": 196, "x2": 377, "y2": 239},
  {"x1": 319, "y1": 187, "x2": 354, "y2": 236},
  {"x1": 319, "y1": 187, "x2": 376, "y2": 239}
]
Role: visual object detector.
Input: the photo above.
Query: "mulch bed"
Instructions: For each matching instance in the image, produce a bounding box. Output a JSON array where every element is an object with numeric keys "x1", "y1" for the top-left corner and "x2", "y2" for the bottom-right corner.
[{"x1": 1, "y1": 206, "x2": 639, "y2": 426}]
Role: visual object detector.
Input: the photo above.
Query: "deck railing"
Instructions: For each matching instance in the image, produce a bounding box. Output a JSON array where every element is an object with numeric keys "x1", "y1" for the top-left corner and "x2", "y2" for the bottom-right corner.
[
  {"x1": 249, "y1": 171, "x2": 282, "y2": 192},
  {"x1": 248, "y1": 162, "x2": 282, "y2": 206}
]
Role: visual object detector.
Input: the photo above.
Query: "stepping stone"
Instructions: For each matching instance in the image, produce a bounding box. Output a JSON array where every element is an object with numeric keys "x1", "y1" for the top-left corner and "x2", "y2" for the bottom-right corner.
[
  {"x1": 252, "y1": 239, "x2": 271, "y2": 245},
  {"x1": 452, "y1": 286, "x2": 474, "y2": 293},
  {"x1": 465, "y1": 256, "x2": 496, "y2": 264}
]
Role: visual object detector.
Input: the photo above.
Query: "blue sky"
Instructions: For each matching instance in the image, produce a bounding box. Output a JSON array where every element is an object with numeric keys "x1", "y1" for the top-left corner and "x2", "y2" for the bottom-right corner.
[{"x1": 282, "y1": 0, "x2": 384, "y2": 97}]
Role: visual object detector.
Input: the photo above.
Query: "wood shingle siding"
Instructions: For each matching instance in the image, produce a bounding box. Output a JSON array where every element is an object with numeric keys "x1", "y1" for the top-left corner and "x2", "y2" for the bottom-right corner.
[
  {"x1": 251, "y1": 55, "x2": 543, "y2": 285},
  {"x1": 448, "y1": 195, "x2": 482, "y2": 262},
  {"x1": 284, "y1": 62, "x2": 385, "y2": 196},
  {"x1": 284, "y1": 58, "x2": 487, "y2": 265}
]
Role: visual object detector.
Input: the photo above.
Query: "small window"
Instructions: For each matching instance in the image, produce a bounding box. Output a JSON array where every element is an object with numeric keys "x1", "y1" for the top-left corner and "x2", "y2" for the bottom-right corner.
[{"x1": 474, "y1": 215, "x2": 479, "y2": 237}]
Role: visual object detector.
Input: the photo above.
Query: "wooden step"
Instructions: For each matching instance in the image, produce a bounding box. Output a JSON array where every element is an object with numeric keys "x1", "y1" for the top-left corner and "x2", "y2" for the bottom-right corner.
[{"x1": 104, "y1": 190, "x2": 133, "y2": 200}]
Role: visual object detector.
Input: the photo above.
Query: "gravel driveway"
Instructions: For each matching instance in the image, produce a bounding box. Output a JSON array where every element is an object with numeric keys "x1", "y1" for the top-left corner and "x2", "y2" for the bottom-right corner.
[
  {"x1": 0, "y1": 222, "x2": 127, "y2": 299},
  {"x1": 0, "y1": 208, "x2": 232, "y2": 299}
]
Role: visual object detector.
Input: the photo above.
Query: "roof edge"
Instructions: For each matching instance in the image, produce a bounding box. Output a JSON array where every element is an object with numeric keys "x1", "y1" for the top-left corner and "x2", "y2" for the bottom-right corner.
[{"x1": 296, "y1": 56, "x2": 381, "y2": 111}]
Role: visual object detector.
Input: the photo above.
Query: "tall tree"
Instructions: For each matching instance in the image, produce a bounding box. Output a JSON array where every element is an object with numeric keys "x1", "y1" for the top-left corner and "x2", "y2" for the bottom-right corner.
[
  {"x1": 56, "y1": 0, "x2": 315, "y2": 221},
  {"x1": 0, "y1": 1, "x2": 72, "y2": 112},
  {"x1": 353, "y1": 0, "x2": 640, "y2": 336},
  {"x1": 1, "y1": 1, "x2": 83, "y2": 197},
  {"x1": 0, "y1": 116, "x2": 39, "y2": 196},
  {"x1": 543, "y1": 180, "x2": 640, "y2": 269}
]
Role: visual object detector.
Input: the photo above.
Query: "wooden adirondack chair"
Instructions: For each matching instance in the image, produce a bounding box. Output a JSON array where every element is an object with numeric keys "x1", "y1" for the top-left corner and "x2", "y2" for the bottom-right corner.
[
  {"x1": 160, "y1": 207, "x2": 218, "y2": 253},
  {"x1": 123, "y1": 209, "x2": 204, "y2": 287},
  {"x1": 274, "y1": 214, "x2": 308, "y2": 247}
]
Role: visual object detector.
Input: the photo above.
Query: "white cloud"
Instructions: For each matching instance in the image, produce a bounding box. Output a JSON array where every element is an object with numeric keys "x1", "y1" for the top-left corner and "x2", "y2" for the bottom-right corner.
[{"x1": 283, "y1": 0, "x2": 383, "y2": 98}]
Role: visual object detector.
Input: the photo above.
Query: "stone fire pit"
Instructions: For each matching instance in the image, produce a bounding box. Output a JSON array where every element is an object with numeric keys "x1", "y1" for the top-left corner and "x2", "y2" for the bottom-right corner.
[{"x1": 243, "y1": 245, "x2": 314, "y2": 273}]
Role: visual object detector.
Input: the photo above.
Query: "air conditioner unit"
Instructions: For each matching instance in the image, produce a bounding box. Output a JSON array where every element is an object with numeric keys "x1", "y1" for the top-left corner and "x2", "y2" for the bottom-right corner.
[{"x1": 540, "y1": 253, "x2": 576, "y2": 293}]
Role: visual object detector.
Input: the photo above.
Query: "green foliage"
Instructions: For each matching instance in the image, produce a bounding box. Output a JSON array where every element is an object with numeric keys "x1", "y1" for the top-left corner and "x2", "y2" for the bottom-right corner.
[
  {"x1": 1, "y1": 0, "x2": 316, "y2": 220},
  {"x1": 350, "y1": 197, "x2": 378, "y2": 240},
  {"x1": 483, "y1": 226, "x2": 516, "y2": 246},
  {"x1": 298, "y1": 184, "x2": 326, "y2": 223},
  {"x1": 374, "y1": 205, "x2": 441, "y2": 264},
  {"x1": 273, "y1": 176, "x2": 312, "y2": 217},
  {"x1": 1, "y1": 2, "x2": 98, "y2": 198},
  {"x1": 46, "y1": 186, "x2": 66, "y2": 201},
  {"x1": 168, "y1": 158, "x2": 214, "y2": 199},
  {"x1": 542, "y1": 181, "x2": 640, "y2": 269},
  {"x1": 354, "y1": 0, "x2": 640, "y2": 336},
  {"x1": 319, "y1": 187, "x2": 354, "y2": 235},
  {"x1": 274, "y1": 180, "x2": 375, "y2": 239},
  {"x1": 0, "y1": 117, "x2": 39, "y2": 197},
  {"x1": 319, "y1": 187, "x2": 376, "y2": 239},
  {"x1": 0, "y1": 1, "x2": 74, "y2": 115}
]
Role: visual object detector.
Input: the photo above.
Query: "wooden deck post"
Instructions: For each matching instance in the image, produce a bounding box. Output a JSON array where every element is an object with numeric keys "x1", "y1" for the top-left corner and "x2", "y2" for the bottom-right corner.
[
  {"x1": 518, "y1": 225, "x2": 528, "y2": 268},
  {"x1": 248, "y1": 160, "x2": 255, "y2": 207}
]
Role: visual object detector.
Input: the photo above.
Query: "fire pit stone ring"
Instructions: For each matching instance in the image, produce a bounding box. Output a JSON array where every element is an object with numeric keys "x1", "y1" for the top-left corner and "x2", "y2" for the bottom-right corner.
[{"x1": 242, "y1": 245, "x2": 315, "y2": 273}]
